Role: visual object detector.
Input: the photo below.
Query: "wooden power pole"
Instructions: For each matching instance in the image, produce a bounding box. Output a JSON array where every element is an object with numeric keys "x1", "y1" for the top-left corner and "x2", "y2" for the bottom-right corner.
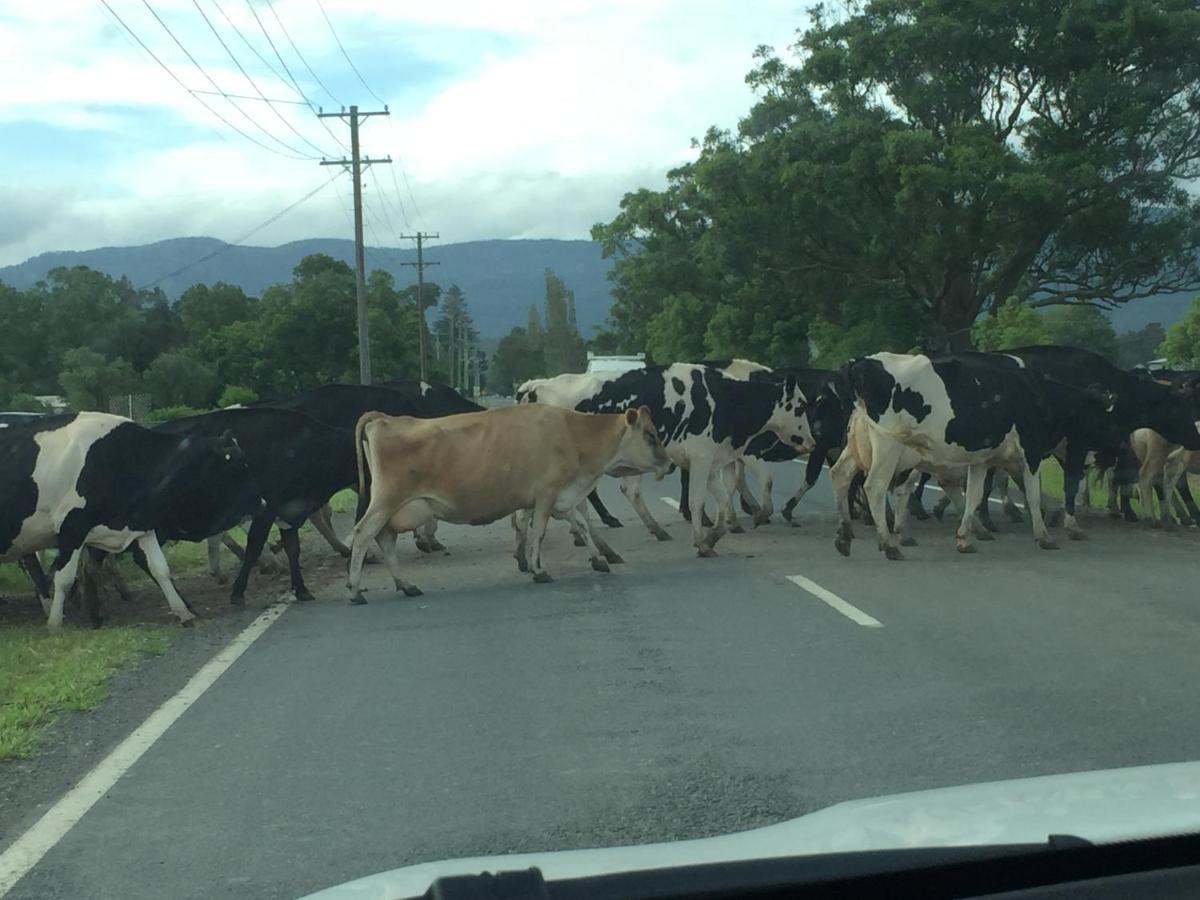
[
  {"x1": 400, "y1": 231, "x2": 439, "y2": 380},
  {"x1": 319, "y1": 104, "x2": 390, "y2": 385}
]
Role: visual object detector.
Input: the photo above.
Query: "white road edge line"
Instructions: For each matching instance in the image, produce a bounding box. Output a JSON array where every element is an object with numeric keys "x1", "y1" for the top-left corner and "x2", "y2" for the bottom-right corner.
[
  {"x1": 786, "y1": 575, "x2": 883, "y2": 628},
  {"x1": 661, "y1": 497, "x2": 680, "y2": 510},
  {"x1": 0, "y1": 603, "x2": 289, "y2": 897},
  {"x1": 925, "y1": 483, "x2": 1024, "y2": 510}
]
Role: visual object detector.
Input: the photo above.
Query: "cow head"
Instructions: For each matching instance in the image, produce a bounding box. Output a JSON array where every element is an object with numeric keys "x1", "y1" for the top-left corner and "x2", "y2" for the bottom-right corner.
[
  {"x1": 611, "y1": 405, "x2": 672, "y2": 480},
  {"x1": 155, "y1": 430, "x2": 264, "y2": 540},
  {"x1": 1074, "y1": 383, "x2": 1125, "y2": 450},
  {"x1": 807, "y1": 379, "x2": 851, "y2": 446},
  {"x1": 767, "y1": 375, "x2": 816, "y2": 451}
]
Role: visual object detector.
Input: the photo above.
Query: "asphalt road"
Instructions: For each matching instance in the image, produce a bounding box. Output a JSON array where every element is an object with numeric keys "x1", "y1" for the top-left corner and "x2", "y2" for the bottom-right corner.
[{"x1": 6, "y1": 463, "x2": 1200, "y2": 899}]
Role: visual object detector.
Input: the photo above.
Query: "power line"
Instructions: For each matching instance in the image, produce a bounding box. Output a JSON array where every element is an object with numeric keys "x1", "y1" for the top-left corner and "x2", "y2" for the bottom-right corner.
[
  {"x1": 210, "y1": 0, "x2": 294, "y2": 97},
  {"x1": 139, "y1": 0, "x2": 319, "y2": 159},
  {"x1": 266, "y1": 0, "x2": 342, "y2": 107},
  {"x1": 99, "y1": 0, "x2": 311, "y2": 160},
  {"x1": 366, "y1": 166, "x2": 395, "y2": 234},
  {"x1": 141, "y1": 176, "x2": 339, "y2": 289},
  {"x1": 191, "y1": 0, "x2": 333, "y2": 158},
  {"x1": 191, "y1": 89, "x2": 307, "y2": 105},
  {"x1": 384, "y1": 162, "x2": 412, "y2": 229},
  {"x1": 316, "y1": 0, "x2": 386, "y2": 106},
  {"x1": 243, "y1": 0, "x2": 349, "y2": 153}
]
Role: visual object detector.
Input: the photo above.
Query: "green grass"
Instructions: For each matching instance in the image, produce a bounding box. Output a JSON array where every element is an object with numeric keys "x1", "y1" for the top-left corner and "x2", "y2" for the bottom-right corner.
[
  {"x1": 328, "y1": 488, "x2": 358, "y2": 515},
  {"x1": 0, "y1": 625, "x2": 172, "y2": 760},
  {"x1": 1036, "y1": 459, "x2": 1200, "y2": 513}
]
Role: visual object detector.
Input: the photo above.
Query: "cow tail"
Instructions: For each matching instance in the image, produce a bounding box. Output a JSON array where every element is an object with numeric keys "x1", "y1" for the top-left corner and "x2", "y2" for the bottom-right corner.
[{"x1": 354, "y1": 411, "x2": 389, "y2": 498}]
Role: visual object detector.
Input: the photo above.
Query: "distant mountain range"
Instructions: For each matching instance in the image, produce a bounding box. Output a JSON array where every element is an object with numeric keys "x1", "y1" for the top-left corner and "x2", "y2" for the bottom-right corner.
[
  {"x1": 1, "y1": 236, "x2": 1193, "y2": 338},
  {"x1": 0, "y1": 237, "x2": 616, "y2": 339}
]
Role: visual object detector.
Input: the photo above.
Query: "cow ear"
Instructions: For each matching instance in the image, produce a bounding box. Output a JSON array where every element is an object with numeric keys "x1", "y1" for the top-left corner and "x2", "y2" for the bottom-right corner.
[
  {"x1": 624, "y1": 408, "x2": 638, "y2": 426},
  {"x1": 638, "y1": 404, "x2": 652, "y2": 421}
]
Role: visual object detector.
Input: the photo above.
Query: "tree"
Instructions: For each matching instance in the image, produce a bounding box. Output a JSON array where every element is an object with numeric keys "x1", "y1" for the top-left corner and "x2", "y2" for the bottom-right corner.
[
  {"x1": 0, "y1": 280, "x2": 53, "y2": 393},
  {"x1": 542, "y1": 269, "x2": 587, "y2": 375},
  {"x1": 972, "y1": 297, "x2": 1049, "y2": 351},
  {"x1": 143, "y1": 349, "x2": 219, "y2": 409},
  {"x1": 1160, "y1": 296, "x2": 1200, "y2": 369},
  {"x1": 1042, "y1": 305, "x2": 1119, "y2": 362},
  {"x1": 58, "y1": 347, "x2": 140, "y2": 412},
  {"x1": 368, "y1": 269, "x2": 422, "y2": 381},
  {"x1": 176, "y1": 282, "x2": 254, "y2": 341},
  {"x1": 218, "y1": 384, "x2": 257, "y2": 408},
  {"x1": 596, "y1": 0, "x2": 1200, "y2": 354},
  {"x1": 491, "y1": 326, "x2": 545, "y2": 393},
  {"x1": 433, "y1": 285, "x2": 476, "y2": 389},
  {"x1": 1116, "y1": 322, "x2": 1167, "y2": 368}
]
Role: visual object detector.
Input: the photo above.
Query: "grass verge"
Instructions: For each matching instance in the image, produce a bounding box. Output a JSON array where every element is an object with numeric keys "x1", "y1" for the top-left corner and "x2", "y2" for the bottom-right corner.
[{"x1": 0, "y1": 625, "x2": 172, "y2": 761}]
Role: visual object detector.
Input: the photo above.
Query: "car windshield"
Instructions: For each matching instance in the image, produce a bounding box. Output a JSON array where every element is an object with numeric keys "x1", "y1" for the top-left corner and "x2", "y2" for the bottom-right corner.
[{"x1": 2, "y1": 2, "x2": 1200, "y2": 899}]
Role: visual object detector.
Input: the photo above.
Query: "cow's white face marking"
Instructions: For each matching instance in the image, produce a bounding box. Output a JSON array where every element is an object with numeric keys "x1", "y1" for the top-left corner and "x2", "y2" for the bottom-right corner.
[{"x1": 224, "y1": 453, "x2": 232, "y2": 461}]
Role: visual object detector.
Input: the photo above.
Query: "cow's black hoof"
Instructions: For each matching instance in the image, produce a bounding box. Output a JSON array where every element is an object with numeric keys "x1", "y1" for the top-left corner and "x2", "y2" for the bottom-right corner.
[
  {"x1": 533, "y1": 571, "x2": 554, "y2": 583},
  {"x1": 1122, "y1": 511, "x2": 1138, "y2": 523},
  {"x1": 697, "y1": 546, "x2": 717, "y2": 558},
  {"x1": 981, "y1": 516, "x2": 999, "y2": 533},
  {"x1": 652, "y1": 528, "x2": 672, "y2": 541},
  {"x1": 700, "y1": 514, "x2": 715, "y2": 528},
  {"x1": 899, "y1": 535, "x2": 917, "y2": 547},
  {"x1": 728, "y1": 522, "x2": 745, "y2": 534},
  {"x1": 349, "y1": 593, "x2": 368, "y2": 605},
  {"x1": 1068, "y1": 528, "x2": 1087, "y2": 541},
  {"x1": 1037, "y1": 537, "x2": 1060, "y2": 550},
  {"x1": 975, "y1": 529, "x2": 995, "y2": 542},
  {"x1": 956, "y1": 542, "x2": 977, "y2": 554},
  {"x1": 607, "y1": 553, "x2": 625, "y2": 565},
  {"x1": 591, "y1": 558, "x2": 610, "y2": 573},
  {"x1": 337, "y1": 547, "x2": 352, "y2": 559},
  {"x1": 601, "y1": 516, "x2": 623, "y2": 528},
  {"x1": 752, "y1": 510, "x2": 771, "y2": 527},
  {"x1": 230, "y1": 594, "x2": 245, "y2": 607},
  {"x1": 932, "y1": 505, "x2": 946, "y2": 522},
  {"x1": 884, "y1": 545, "x2": 905, "y2": 561},
  {"x1": 910, "y1": 507, "x2": 930, "y2": 522},
  {"x1": 739, "y1": 497, "x2": 756, "y2": 516},
  {"x1": 834, "y1": 536, "x2": 851, "y2": 557},
  {"x1": 414, "y1": 540, "x2": 432, "y2": 554},
  {"x1": 680, "y1": 511, "x2": 693, "y2": 523},
  {"x1": 515, "y1": 556, "x2": 530, "y2": 573},
  {"x1": 402, "y1": 585, "x2": 424, "y2": 597},
  {"x1": 428, "y1": 540, "x2": 446, "y2": 552},
  {"x1": 781, "y1": 504, "x2": 795, "y2": 523},
  {"x1": 215, "y1": 573, "x2": 228, "y2": 586},
  {"x1": 180, "y1": 617, "x2": 195, "y2": 628},
  {"x1": 572, "y1": 533, "x2": 587, "y2": 547},
  {"x1": 295, "y1": 588, "x2": 316, "y2": 603}
]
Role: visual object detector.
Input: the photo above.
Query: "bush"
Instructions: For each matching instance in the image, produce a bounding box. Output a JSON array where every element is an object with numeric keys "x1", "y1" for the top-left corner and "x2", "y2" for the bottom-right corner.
[
  {"x1": 218, "y1": 384, "x2": 257, "y2": 408},
  {"x1": 144, "y1": 404, "x2": 207, "y2": 425},
  {"x1": 5, "y1": 392, "x2": 48, "y2": 412}
]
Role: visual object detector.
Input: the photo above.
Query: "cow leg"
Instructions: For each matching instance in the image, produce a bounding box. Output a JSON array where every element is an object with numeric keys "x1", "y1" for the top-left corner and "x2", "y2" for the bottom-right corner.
[
  {"x1": 135, "y1": 533, "x2": 196, "y2": 625},
  {"x1": 1019, "y1": 463, "x2": 1058, "y2": 550},
  {"x1": 1178, "y1": 478, "x2": 1200, "y2": 526},
  {"x1": 719, "y1": 464, "x2": 745, "y2": 534},
  {"x1": 1106, "y1": 470, "x2": 1121, "y2": 519},
  {"x1": 310, "y1": 503, "x2": 352, "y2": 557},
  {"x1": 563, "y1": 505, "x2": 612, "y2": 572},
  {"x1": 347, "y1": 503, "x2": 400, "y2": 604},
  {"x1": 678, "y1": 468, "x2": 692, "y2": 523},
  {"x1": 19, "y1": 554, "x2": 52, "y2": 612},
  {"x1": 830, "y1": 445, "x2": 858, "y2": 556},
  {"x1": 782, "y1": 449, "x2": 825, "y2": 526},
  {"x1": 206, "y1": 535, "x2": 228, "y2": 585},
  {"x1": 414, "y1": 519, "x2": 445, "y2": 553},
  {"x1": 526, "y1": 499, "x2": 556, "y2": 582},
  {"x1": 46, "y1": 545, "x2": 85, "y2": 630},
  {"x1": 77, "y1": 551, "x2": 106, "y2": 629},
  {"x1": 1061, "y1": 444, "x2": 1089, "y2": 540},
  {"x1": 277, "y1": 527, "x2": 315, "y2": 603},
  {"x1": 906, "y1": 472, "x2": 931, "y2": 521},
  {"x1": 372, "y1": 529, "x2": 423, "y2": 597},
  {"x1": 229, "y1": 512, "x2": 276, "y2": 607},
  {"x1": 704, "y1": 459, "x2": 735, "y2": 552},
  {"x1": 620, "y1": 475, "x2": 671, "y2": 541},
  {"x1": 975, "y1": 468, "x2": 998, "y2": 533},
  {"x1": 1137, "y1": 451, "x2": 1163, "y2": 528},
  {"x1": 1167, "y1": 463, "x2": 1200, "y2": 525},
  {"x1": 587, "y1": 488, "x2": 623, "y2": 528},
  {"x1": 742, "y1": 456, "x2": 772, "y2": 525},
  {"x1": 891, "y1": 470, "x2": 918, "y2": 547},
  {"x1": 862, "y1": 437, "x2": 903, "y2": 560},
  {"x1": 954, "y1": 464, "x2": 990, "y2": 554},
  {"x1": 511, "y1": 511, "x2": 530, "y2": 572},
  {"x1": 222, "y1": 530, "x2": 281, "y2": 574}
]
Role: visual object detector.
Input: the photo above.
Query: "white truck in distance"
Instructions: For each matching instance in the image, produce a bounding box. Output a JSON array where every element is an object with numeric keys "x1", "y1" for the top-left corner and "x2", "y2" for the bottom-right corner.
[{"x1": 585, "y1": 352, "x2": 646, "y2": 375}]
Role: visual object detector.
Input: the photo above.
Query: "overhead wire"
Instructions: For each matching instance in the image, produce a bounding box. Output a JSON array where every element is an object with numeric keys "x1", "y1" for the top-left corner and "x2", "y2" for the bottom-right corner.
[
  {"x1": 267, "y1": 0, "x2": 342, "y2": 108},
  {"x1": 210, "y1": 0, "x2": 294, "y2": 96},
  {"x1": 191, "y1": 0, "x2": 333, "y2": 158},
  {"x1": 316, "y1": 0, "x2": 387, "y2": 106},
  {"x1": 98, "y1": 0, "x2": 311, "y2": 160},
  {"x1": 141, "y1": 176, "x2": 339, "y2": 288},
  {"x1": 138, "y1": 0, "x2": 319, "y2": 159}
]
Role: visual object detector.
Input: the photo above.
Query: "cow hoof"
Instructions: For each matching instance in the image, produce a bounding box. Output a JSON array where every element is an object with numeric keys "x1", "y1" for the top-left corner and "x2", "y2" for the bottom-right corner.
[
  {"x1": 781, "y1": 504, "x2": 795, "y2": 523},
  {"x1": 515, "y1": 556, "x2": 530, "y2": 573},
  {"x1": 608, "y1": 553, "x2": 625, "y2": 565},
  {"x1": 680, "y1": 511, "x2": 692, "y2": 523},
  {"x1": 728, "y1": 523, "x2": 745, "y2": 534},
  {"x1": 1068, "y1": 528, "x2": 1087, "y2": 541},
  {"x1": 700, "y1": 514, "x2": 715, "y2": 529},
  {"x1": 752, "y1": 511, "x2": 771, "y2": 527},
  {"x1": 834, "y1": 537, "x2": 851, "y2": 557},
  {"x1": 602, "y1": 517, "x2": 623, "y2": 528},
  {"x1": 533, "y1": 572, "x2": 554, "y2": 583},
  {"x1": 1162, "y1": 518, "x2": 1179, "y2": 532},
  {"x1": 1038, "y1": 537, "x2": 1060, "y2": 550},
  {"x1": 180, "y1": 617, "x2": 195, "y2": 628},
  {"x1": 402, "y1": 585, "x2": 424, "y2": 597},
  {"x1": 295, "y1": 589, "x2": 316, "y2": 603},
  {"x1": 932, "y1": 506, "x2": 946, "y2": 522},
  {"x1": 884, "y1": 545, "x2": 905, "y2": 561},
  {"x1": 981, "y1": 517, "x2": 999, "y2": 533},
  {"x1": 349, "y1": 593, "x2": 368, "y2": 605},
  {"x1": 591, "y1": 558, "x2": 610, "y2": 573},
  {"x1": 215, "y1": 573, "x2": 228, "y2": 586},
  {"x1": 652, "y1": 528, "x2": 672, "y2": 541},
  {"x1": 1122, "y1": 511, "x2": 1138, "y2": 523},
  {"x1": 1145, "y1": 519, "x2": 1160, "y2": 530},
  {"x1": 696, "y1": 546, "x2": 717, "y2": 558},
  {"x1": 911, "y1": 507, "x2": 930, "y2": 522},
  {"x1": 429, "y1": 541, "x2": 447, "y2": 552},
  {"x1": 230, "y1": 594, "x2": 245, "y2": 607},
  {"x1": 899, "y1": 535, "x2": 917, "y2": 547},
  {"x1": 975, "y1": 529, "x2": 995, "y2": 542},
  {"x1": 414, "y1": 540, "x2": 432, "y2": 554},
  {"x1": 338, "y1": 547, "x2": 352, "y2": 559},
  {"x1": 956, "y1": 542, "x2": 977, "y2": 554},
  {"x1": 572, "y1": 533, "x2": 587, "y2": 547}
]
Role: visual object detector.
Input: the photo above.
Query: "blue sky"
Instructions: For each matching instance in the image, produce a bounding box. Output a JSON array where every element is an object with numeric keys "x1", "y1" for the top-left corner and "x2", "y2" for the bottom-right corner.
[{"x1": 0, "y1": 1, "x2": 810, "y2": 266}]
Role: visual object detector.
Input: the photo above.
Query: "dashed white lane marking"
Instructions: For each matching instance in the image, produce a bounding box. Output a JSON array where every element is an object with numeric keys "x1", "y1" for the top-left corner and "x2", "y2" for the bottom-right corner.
[
  {"x1": 0, "y1": 604, "x2": 289, "y2": 897},
  {"x1": 786, "y1": 575, "x2": 883, "y2": 628},
  {"x1": 661, "y1": 497, "x2": 680, "y2": 510}
]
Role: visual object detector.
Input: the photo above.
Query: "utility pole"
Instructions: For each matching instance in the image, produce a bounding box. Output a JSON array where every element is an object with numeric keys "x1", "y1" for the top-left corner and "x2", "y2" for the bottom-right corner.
[
  {"x1": 319, "y1": 104, "x2": 390, "y2": 385},
  {"x1": 399, "y1": 231, "x2": 439, "y2": 380}
]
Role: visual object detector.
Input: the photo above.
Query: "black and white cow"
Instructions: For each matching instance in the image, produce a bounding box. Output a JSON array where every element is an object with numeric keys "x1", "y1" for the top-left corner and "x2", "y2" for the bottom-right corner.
[
  {"x1": 833, "y1": 352, "x2": 1119, "y2": 558},
  {"x1": 528, "y1": 364, "x2": 814, "y2": 554},
  {"x1": 154, "y1": 407, "x2": 357, "y2": 606},
  {"x1": 0, "y1": 412, "x2": 261, "y2": 628}
]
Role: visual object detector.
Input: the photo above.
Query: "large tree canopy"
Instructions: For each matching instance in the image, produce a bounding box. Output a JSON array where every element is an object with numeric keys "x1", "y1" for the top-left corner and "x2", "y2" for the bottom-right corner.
[{"x1": 595, "y1": 0, "x2": 1200, "y2": 355}]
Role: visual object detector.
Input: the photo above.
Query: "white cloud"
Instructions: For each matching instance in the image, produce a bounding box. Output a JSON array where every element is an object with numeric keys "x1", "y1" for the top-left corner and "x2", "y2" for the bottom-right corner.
[{"x1": 0, "y1": 1, "x2": 810, "y2": 266}]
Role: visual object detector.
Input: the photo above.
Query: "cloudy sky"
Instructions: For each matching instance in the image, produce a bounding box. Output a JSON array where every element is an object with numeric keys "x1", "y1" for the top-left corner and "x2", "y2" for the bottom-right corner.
[{"x1": 0, "y1": 0, "x2": 811, "y2": 267}]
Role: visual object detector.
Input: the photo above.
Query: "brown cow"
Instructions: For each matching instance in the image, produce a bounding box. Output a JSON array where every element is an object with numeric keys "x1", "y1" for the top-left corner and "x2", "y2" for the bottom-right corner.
[
  {"x1": 1129, "y1": 424, "x2": 1200, "y2": 528},
  {"x1": 346, "y1": 404, "x2": 671, "y2": 602}
]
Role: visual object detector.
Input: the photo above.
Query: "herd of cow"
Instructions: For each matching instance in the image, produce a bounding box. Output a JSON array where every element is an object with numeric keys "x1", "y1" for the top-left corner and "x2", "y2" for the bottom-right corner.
[{"x1": 2, "y1": 344, "x2": 1198, "y2": 630}]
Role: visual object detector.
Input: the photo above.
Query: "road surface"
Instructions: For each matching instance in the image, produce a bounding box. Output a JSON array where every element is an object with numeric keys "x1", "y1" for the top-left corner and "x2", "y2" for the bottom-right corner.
[{"x1": 4, "y1": 463, "x2": 1199, "y2": 898}]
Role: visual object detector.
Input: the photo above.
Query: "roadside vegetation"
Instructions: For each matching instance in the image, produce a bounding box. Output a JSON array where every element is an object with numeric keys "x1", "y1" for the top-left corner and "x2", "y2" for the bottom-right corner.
[{"x1": 0, "y1": 626, "x2": 171, "y2": 760}]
